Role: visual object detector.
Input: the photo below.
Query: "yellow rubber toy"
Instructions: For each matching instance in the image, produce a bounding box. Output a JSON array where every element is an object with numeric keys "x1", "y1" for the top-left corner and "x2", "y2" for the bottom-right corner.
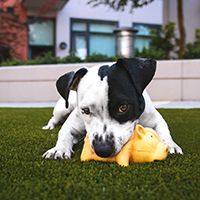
[{"x1": 80, "y1": 124, "x2": 168, "y2": 167}]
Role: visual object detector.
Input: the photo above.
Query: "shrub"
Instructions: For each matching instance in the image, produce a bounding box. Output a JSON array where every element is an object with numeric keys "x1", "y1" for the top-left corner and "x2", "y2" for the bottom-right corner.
[
  {"x1": 135, "y1": 48, "x2": 167, "y2": 60},
  {"x1": 61, "y1": 55, "x2": 82, "y2": 63},
  {"x1": 0, "y1": 58, "x2": 23, "y2": 66},
  {"x1": 184, "y1": 28, "x2": 200, "y2": 59},
  {"x1": 29, "y1": 52, "x2": 60, "y2": 64},
  {"x1": 184, "y1": 43, "x2": 200, "y2": 59},
  {"x1": 0, "y1": 52, "x2": 82, "y2": 66},
  {"x1": 85, "y1": 53, "x2": 116, "y2": 62},
  {"x1": 0, "y1": 45, "x2": 11, "y2": 62},
  {"x1": 135, "y1": 22, "x2": 178, "y2": 60},
  {"x1": 0, "y1": 52, "x2": 117, "y2": 66}
]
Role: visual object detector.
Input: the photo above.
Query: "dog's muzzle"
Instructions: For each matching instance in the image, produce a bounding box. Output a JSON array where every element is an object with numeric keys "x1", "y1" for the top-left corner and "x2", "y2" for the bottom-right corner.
[{"x1": 92, "y1": 135, "x2": 115, "y2": 158}]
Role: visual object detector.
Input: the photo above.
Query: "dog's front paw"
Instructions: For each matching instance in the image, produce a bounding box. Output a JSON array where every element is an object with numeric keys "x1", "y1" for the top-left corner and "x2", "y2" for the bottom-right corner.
[
  {"x1": 164, "y1": 140, "x2": 183, "y2": 154},
  {"x1": 42, "y1": 124, "x2": 55, "y2": 130},
  {"x1": 42, "y1": 147, "x2": 72, "y2": 159},
  {"x1": 42, "y1": 117, "x2": 57, "y2": 130}
]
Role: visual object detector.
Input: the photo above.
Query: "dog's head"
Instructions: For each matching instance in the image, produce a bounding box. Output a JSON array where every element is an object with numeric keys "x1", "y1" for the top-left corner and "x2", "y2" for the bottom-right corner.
[{"x1": 56, "y1": 58, "x2": 156, "y2": 157}]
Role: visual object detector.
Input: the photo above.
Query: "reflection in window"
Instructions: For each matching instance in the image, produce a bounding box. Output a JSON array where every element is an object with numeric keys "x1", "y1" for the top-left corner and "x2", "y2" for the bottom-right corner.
[
  {"x1": 89, "y1": 23, "x2": 116, "y2": 33},
  {"x1": 135, "y1": 24, "x2": 152, "y2": 36},
  {"x1": 28, "y1": 19, "x2": 55, "y2": 58},
  {"x1": 75, "y1": 35, "x2": 87, "y2": 60},
  {"x1": 89, "y1": 35, "x2": 115, "y2": 57},
  {"x1": 71, "y1": 20, "x2": 117, "y2": 59},
  {"x1": 133, "y1": 23, "x2": 161, "y2": 52},
  {"x1": 134, "y1": 37, "x2": 151, "y2": 52},
  {"x1": 72, "y1": 22, "x2": 87, "y2": 32}
]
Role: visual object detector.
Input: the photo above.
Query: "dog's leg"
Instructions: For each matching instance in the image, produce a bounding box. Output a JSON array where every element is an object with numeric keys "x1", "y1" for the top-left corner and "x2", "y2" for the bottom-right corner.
[
  {"x1": 139, "y1": 91, "x2": 183, "y2": 154},
  {"x1": 43, "y1": 107, "x2": 85, "y2": 159},
  {"x1": 42, "y1": 91, "x2": 77, "y2": 130},
  {"x1": 42, "y1": 98, "x2": 69, "y2": 130},
  {"x1": 143, "y1": 110, "x2": 183, "y2": 154}
]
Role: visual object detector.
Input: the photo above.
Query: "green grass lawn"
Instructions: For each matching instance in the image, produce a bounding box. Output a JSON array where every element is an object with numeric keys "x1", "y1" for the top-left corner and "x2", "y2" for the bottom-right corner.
[{"x1": 0, "y1": 108, "x2": 200, "y2": 200}]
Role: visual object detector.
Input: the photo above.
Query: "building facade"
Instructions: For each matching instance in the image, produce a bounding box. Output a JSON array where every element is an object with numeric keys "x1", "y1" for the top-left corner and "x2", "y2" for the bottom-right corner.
[
  {"x1": 1, "y1": 0, "x2": 163, "y2": 61},
  {"x1": 56, "y1": 0, "x2": 163, "y2": 58},
  {"x1": 0, "y1": 0, "x2": 68, "y2": 61}
]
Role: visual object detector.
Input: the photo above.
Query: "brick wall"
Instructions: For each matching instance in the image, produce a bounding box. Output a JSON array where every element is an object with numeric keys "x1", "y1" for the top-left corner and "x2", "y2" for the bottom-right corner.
[{"x1": 0, "y1": 0, "x2": 28, "y2": 61}]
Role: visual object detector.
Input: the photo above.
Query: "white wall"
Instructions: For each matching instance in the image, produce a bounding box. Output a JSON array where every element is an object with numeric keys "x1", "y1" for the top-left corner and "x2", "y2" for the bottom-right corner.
[
  {"x1": 1, "y1": 60, "x2": 200, "y2": 102},
  {"x1": 56, "y1": 0, "x2": 163, "y2": 57}
]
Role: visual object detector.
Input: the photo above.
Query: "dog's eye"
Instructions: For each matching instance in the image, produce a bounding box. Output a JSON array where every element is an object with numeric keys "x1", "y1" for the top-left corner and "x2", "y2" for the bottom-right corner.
[
  {"x1": 81, "y1": 107, "x2": 90, "y2": 115},
  {"x1": 118, "y1": 104, "x2": 128, "y2": 113}
]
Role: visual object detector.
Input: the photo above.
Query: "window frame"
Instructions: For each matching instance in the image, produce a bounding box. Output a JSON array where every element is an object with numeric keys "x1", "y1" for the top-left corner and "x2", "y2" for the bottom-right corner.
[{"x1": 70, "y1": 18, "x2": 118, "y2": 57}]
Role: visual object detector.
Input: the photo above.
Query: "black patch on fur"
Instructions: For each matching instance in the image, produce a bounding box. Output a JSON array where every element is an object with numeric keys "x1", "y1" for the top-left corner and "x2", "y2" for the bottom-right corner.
[
  {"x1": 71, "y1": 131, "x2": 82, "y2": 142},
  {"x1": 90, "y1": 104, "x2": 103, "y2": 120},
  {"x1": 107, "y1": 58, "x2": 156, "y2": 123},
  {"x1": 56, "y1": 71, "x2": 75, "y2": 107},
  {"x1": 103, "y1": 124, "x2": 107, "y2": 133},
  {"x1": 56, "y1": 68, "x2": 88, "y2": 108},
  {"x1": 71, "y1": 129, "x2": 86, "y2": 142},
  {"x1": 98, "y1": 65, "x2": 110, "y2": 80},
  {"x1": 106, "y1": 133, "x2": 114, "y2": 142},
  {"x1": 117, "y1": 58, "x2": 156, "y2": 94}
]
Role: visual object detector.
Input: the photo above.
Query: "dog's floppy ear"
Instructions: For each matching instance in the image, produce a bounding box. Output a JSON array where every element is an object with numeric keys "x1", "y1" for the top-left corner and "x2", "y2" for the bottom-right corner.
[
  {"x1": 56, "y1": 68, "x2": 88, "y2": 108},
  {"x1": 116, "y1": 58, "x2": 156, "y2": 95}
]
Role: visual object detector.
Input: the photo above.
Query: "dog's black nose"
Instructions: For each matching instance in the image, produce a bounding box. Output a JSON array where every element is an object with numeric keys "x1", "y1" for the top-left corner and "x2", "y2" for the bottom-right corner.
[
  {"x1": 93, "y1": 142, "x2": 114, "y2": 158},
  {"x1": 93, "y1": 135, "x2": 115, "y2": 158}
]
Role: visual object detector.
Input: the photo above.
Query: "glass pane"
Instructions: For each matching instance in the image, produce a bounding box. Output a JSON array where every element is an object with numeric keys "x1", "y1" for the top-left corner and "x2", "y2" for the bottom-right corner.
[
  {"x1": 29, "y1": 20, "x2": 54, "y2": 45},
  {"x1": 72, "y1": 22, "x2": 87, "y2": 32},
  {"x1": 134, "y1": 24, "x2": 152, "y2": 36},
  {"x1": 134, "y1": 37, "x2": 151, "y2": 52},
  {"x1": 89, "y1": 23, "x2": 116, "y2": 33},
  {"x1": 74, "y1": 35, "x2": 87, "y2": 59},
  {"x1": 89, "y1": 34, "x2": 115, "y2": 57}
]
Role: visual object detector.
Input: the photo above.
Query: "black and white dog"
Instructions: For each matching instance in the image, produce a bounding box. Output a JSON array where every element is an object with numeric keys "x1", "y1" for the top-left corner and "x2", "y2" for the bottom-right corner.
[{"x1": 42, "y1": 58, "x2": 183, "y2": 159}]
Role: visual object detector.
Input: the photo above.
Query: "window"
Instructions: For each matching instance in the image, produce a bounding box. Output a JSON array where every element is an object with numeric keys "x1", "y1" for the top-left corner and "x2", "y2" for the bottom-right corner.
[
  {"x1": 71, "y1": 19, "x2": 117, "y2": 59},
  {"x1": 133, "y1": 23, "x2": 161, "y2": 52},
  {"x1": 28, "y1": 19, "x2": 55, "y2": 59}
]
